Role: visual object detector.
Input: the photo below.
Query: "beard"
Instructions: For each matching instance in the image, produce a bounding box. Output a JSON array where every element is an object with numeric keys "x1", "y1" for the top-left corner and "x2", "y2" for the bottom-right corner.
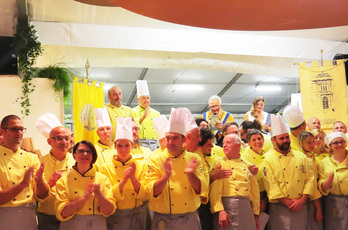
[{"x1": 277, "y1": 141, "x2": 290, "y2": 151}]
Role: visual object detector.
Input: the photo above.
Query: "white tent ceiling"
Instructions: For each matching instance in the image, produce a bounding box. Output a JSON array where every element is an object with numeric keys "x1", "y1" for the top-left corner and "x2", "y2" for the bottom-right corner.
[{"x1": 2, "y1": 0, "x2": 348, "y2": 116}]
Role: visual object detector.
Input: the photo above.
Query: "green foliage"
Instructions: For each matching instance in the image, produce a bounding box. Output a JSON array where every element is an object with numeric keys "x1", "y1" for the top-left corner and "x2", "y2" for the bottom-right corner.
[
  {"x1": 36, "y1": 66, "x2": 72, "y2": 99},
  {"x1": 12, "y1": 22, "x2": 43, "y2": 116}
]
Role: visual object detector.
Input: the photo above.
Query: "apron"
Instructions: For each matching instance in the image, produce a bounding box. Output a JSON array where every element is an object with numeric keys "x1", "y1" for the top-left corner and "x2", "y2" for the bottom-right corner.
[
  {"x1": 151, "y1": 210, "x2": 201, "y2": 230},
  {"x1": 107, "y1": 205, "x2": 145, "y2": 230},
  {"x1": 213, "y1": 196, "x2": 256, "y2": 230},
  {"x1": 0, "y1": 203, "x2": 38, "y2": 230},
  {"x1": 268, "y1": 202, "x2": 307, "y2": 230},
  {"x1": 324, "y1": 193, "x2": 348, "y2": 230},
  {"x1": 59, "y1": 215, "x2": 107, "y2": 230},
  {"x1": 37, "y1": 212, "x2": 60, "y2": 230}
]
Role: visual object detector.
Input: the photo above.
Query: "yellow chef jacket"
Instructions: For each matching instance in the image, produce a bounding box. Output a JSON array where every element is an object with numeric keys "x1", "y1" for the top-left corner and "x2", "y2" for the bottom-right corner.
[
  {"x1": 242, "y1": 148, "x2": 266, "y2": 192},
  {"x1": 0, "y1": 145, "x2": 47, "y2": 207},
  {"x1": 262, "y1": 149, "x2": 314, "y2": 203},
  {"x1": 153, "y1": 147, "x2": 165, "y2": 155},
  {"x1": 105, "y1": 103, "x2": 137, "y2": 141},
  {"x1": 133, "y1": 106, "x2": 160, "y2": 140},
  {"x1": 315, "y1": 152, "x2": 330, "y2": 164},
  {"x1": 55, "y1": 166, "x2": 116, "y2": 221},
  {"x1": 94, "y1": 141, "x2": 115, "y2": 171},
  {"x1": 193, "y1": 149, "x2": 210, "y2": 203},
  {"x1": 202, "y1": 144, "x2": 225, "y2": 168},
  {"x1": 131, "y1": 145, "x2": 153, "y2": 163},
  {"x1": 289, "y1": 132, "x2": 300, "y2": 151},
  {"x1": 301, "y1": 151, "x2": 322, "y2": 200},
  {"x1": 209, "y1": 156, "x2": 260, "y2": 215},
  {"x1": 38, "y1": 152, "x2": 75, "y2": 215},
  {"x1": 147, "y1": 149, "x2": 208, "y2": 214},
  {"x1": 100, "y1": 155, "x2": 148, "y2": 210},
  {"x1": 318, "y1": 155, "x2": 348, "y2": 196}
]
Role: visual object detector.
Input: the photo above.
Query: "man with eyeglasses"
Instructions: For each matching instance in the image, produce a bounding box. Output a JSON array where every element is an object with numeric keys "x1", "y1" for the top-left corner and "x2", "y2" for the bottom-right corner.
[
  {"x1": 0, "y1": 115, "x2": 49, "y2": 229},
  {"x1": 201, "y1": 95, "x2": 234, "y2": 147},
  {"x1": 37, "y1": 126, "x2": 75, "y2": 230}
]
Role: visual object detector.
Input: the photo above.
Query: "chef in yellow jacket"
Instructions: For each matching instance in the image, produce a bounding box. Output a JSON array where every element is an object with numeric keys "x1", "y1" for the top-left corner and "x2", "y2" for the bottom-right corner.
[
  {"x1": 106, "y1": 86, "x2": 137, "y2": 141},
  {"x1": 283, "y1": 105, "x2": 307, "y2": 151},
  {"x1": 94, "y1": 108, "x2": 115, "y2": 171},
  {"x1": 262, "y1": 114, "x2": 314, "y2": 230},
  {"x1": 210, "y1": 134, "x2": 260, "y2": 230},
  {"x1": 100, "y1": 117, "x2": 149, "y2": 230},
  {"x1": 318, "y1": 132, "x2": 348, "y2": 230},
  {"x1": 132, "y1": 80, "x2": 161, "y2": 151},
  {"x1": 147, "y1": 108, "x2": 208, "y2": 229},
  {"x1": 152, "y1": 115, "x2": 169, "y2": 154},
  {"x1": 36, "y1": 114, "x2": 76, "y2": 230},
  {"x1": 0, "y1": 115, "x2": 49, "y2": 230},
  {"x1": 55, "y1": 140, "x2": 116, "y2": 230}
]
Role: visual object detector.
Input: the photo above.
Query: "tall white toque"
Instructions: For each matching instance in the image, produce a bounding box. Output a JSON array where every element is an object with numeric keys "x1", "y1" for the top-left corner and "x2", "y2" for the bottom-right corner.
[
  {"x1": 325, "y1": 132, "x2": 347, "y2": 147},
  {"x1": 95, "y1": 108, "x2": 112, "y2": 129},
  {"x1": 271, "y1": 114, "x2": 289, "y2": 137},
  {"x1": 36, "y1": 113, "x2": 63, "y2": 138},
  {"x1": 184, "y1": 108, "x2": 198, "y2": 133},
  {"x1": 136, "y1": 80, "x2": 150, "y2": 98},
  {"x1": 153, "y1": 115, "x2": 169, "y2": 140},
  {"x1": 283, "y1": 105, "x2": 305, "y2": 128},
  {"x1": 166, "y1": 108, "x2": 189, "y2": 136},
  {"x1": 115, "y1": 117, "x2": 133, "y2": 142}
]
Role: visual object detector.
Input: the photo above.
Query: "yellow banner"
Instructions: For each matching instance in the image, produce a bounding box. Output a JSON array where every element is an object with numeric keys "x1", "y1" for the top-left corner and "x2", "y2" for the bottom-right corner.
[
  {"x1": 73, "y1": 78, "x2": 104, "y2": 144},
  {"x1": 299, "y1": 60, "x2": 348, "y2": 133}
]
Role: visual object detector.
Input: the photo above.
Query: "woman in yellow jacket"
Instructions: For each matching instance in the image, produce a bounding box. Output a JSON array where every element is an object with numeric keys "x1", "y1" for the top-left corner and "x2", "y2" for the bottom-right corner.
[
  {"x1": 242, "y1": 129, "x2": 268, "y2": 214},
  {"x1": 297, "y1": 131, "x2": 323, "y2": 230},
  {"x1": 100, "y1": 117, "x2": 149, "y2": 230},
  {"x1": 55, "y1": 141, "x2": 116, "y2": 230},
  {"x1": 318, "y1": 132, "x2": 348, "y2": 230},
  {"x1": 311, "y1": 129, "x2": 330, "y2": 163}
]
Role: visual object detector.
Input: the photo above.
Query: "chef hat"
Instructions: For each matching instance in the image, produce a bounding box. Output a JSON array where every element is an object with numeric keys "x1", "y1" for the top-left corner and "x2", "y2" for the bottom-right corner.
[
  {"x1": 36, "y1": 113, "x2": 63, "y2": 138},
  {"x1": 271, "y1": 114, "x2": 289, "y2": 137},
  {"x1": 166, "y1": 108, "x2": 188, "y2": 136},
  {"x1": 325, "y1": 132, "x2": 347, "y2": 147},
  {"x1": 95, "y1": 108, "x2": 112, "y2": 128},
  {"x1": 136, "y1": 80, "x2": 150, "y2": 98},
  {"x1": 184, "y1": 108, "x2": 198, "y2": 133},
  {"x1": 115, "y1": 117, "x2": 133, "y2": 142},
  {"x1": 153, "y1": 115, "x2": 169, "y2": 140},
  {"x1": 283, "y1": 105, "x2": 305, "y2": 128}
]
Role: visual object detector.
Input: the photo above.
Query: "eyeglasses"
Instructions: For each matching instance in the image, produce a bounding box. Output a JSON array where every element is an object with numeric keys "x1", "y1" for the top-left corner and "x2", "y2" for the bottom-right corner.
[
  {"x1": 76, "y1": 149, "x2": 93, "y2": 155},
  {"x1": 52, "y1": 136, "x2": 70, "y2": 142},
  {"x1": 209, "y1": 105, "x2": 220, "y2": 109},
  {"x1": 4, "y1": 127, "x2": 27, "y2": 133},
  {"x1": 331, "y1": 140, "x2": 346, "y2": 145}
]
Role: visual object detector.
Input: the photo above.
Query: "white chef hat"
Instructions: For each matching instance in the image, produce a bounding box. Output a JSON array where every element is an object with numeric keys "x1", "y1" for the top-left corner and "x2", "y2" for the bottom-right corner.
[
  {"x1": 325, "y1": 132, "x2": 347, "y2": 147},
  {"x1": 166, "y1": 108, "x2": 188, "y2": 136},
  {"x1": 115, "y1": 117, "x2": 133, "y2": 142},
  {"x1": 36, "y1": 113, "x2": 63, "y2": 138},
  {"x1": 271, "y1": 114, "x2": 289, "y2": 137},
  {"x1": 95, "y1": 108, "x2": 112, "y2": 128},
  {"x1": 184, "y1": 108, "x2": 198, "y2": 133},
  {"x1": 283, "y1": 105, "x2": 305, "y2": 128},
  {"x1": 153, "y1": 115, "x2": 169, "y2": 140},
  {"x1": 136, "y1": 80, "x2": 150, "y2": 98}
]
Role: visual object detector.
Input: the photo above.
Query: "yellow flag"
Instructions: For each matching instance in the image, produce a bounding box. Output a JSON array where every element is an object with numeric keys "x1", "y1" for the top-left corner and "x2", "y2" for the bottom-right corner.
[
  {"x1": 73, "y1": 78, "x2": 104, "y2": 144},
  {"x1": 299, "y1": 60, "x2": 348, "y2": 133}
]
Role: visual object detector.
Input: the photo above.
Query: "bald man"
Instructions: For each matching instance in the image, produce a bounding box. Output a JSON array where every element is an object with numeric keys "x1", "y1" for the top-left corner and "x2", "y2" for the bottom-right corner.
[
  {"x1": 37, "y1": 126, "x2": 75, "y2": 230},
  {"x1": 307, "y1": 117, "x2": 321, "y2": 131},
  {"x1": 106, "y1": 86, "x2": 136, "y2": 140}
]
